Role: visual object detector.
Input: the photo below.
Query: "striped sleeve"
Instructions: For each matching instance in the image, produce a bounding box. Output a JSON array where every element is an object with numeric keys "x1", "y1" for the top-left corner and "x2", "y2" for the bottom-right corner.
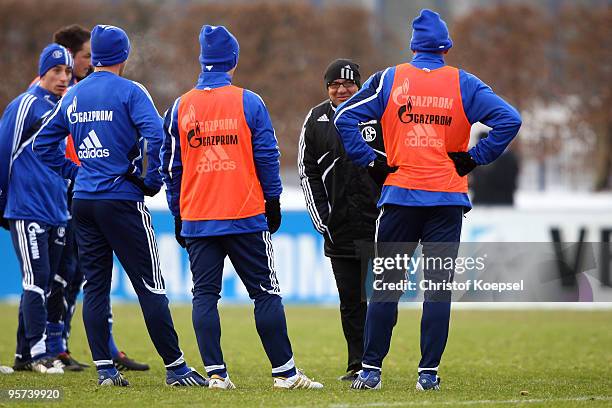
[
  {"x1": 31, "y1": 98, "x2": 78, "y2": 180},
  {"x1": 129, "y1": 81, "x2": 163, "y2": 189},
  {"x1": 297, "y1": 108, "x2": 329, "y2": 235},
  {"x1": 6, "y1": 94, "x2": 37, "y2": 174},
  {"x1": 0, "y1": 95, "x2": 36, "y2": 210},
  {"x1": 244, "y1": 90, "x2": 282, "y2": 200},
  {"x1": 160, "y1": 97, "x2": 182, "y2": 217},
  {"x1": 333, "y1": 68, "x2": 393, "y2": 167},
  {"x1": 460, "y1": 71, "x2": 522, "y2": 165}
]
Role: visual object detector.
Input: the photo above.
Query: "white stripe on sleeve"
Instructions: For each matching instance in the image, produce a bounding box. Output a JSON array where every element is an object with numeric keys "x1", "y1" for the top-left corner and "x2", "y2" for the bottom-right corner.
[
  {"x1": 167, "y1": 98, "x2": 180, "y2": 180},
  {"x1": 297, "y1": 109, "x2": 328, "y2": 235}
]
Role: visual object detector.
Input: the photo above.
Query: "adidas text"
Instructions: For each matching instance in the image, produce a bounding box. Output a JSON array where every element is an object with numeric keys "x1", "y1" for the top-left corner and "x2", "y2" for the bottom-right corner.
[
  {"x1": 78, "y1": 130, "x2": 110, "y2": 159},
  {"x1": 78, "y1": 149, "x2": 110, "y2": 159},
  {"x1": 197, "y1": 160, "x2": 236, "y2": 173}
]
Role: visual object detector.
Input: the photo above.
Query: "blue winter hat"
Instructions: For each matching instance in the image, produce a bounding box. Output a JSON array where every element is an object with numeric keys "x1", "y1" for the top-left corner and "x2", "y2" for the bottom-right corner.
[
  {"x1": 38, "y1": 43, "x2": 73, "y2": 76},
  {"x1": 199, "y1": 25, "x2": 240, "y2": 73},
  {"x1": 91, "y1": 25, "x2": 130, "y2": 67},
  {"x1": 410, "y1": 9, "x2": 453, "y2": 52}
]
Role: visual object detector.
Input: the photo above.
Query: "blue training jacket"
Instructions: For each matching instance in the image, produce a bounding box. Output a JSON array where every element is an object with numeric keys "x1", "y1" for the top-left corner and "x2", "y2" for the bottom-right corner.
[
  {"x1": 333, "y1": 52, "x2": 522, "y2": 209},
  {"x1": 161, "y1": 71, "x2": 282, "y2": 237},
  {"x1": 0, "y1": 85, "x2": 71, "y2": 226},
  {"x1": 32, "y1": 71, "x2": 163, "y2": 201}
]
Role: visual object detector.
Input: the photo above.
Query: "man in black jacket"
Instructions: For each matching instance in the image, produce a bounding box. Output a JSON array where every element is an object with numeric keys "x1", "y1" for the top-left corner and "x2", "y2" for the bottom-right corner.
[{"x1": 298, "y1": 59, "x2": 388, "y2": 380}]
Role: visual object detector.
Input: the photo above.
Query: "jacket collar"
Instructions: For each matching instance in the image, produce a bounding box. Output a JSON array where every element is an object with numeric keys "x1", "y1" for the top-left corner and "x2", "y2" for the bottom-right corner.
[
  {"x1": 410, "y1": 52, "x2": 446, "y2": 69},
  {"x1": 196, "y1": 71, "x2": 232, "y2": 89},
  {"x1": 33, "y1": 85, "x2": 61, "y2": 106}
]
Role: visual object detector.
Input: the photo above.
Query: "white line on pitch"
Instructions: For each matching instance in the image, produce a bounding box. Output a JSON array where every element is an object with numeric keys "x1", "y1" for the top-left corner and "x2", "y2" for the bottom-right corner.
[{"x1": 327, "y1": 395, "x2": 612, "y2": 407}]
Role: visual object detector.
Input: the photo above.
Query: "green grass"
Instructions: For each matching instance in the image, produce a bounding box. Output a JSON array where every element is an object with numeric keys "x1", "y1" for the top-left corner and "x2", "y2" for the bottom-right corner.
[{"x1": 0, "y1": 304, "x2": 611, "y2": 407}]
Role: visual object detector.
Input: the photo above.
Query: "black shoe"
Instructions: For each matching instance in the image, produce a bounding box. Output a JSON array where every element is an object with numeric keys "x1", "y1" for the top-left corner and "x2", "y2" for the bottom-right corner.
[
  {"x1": 338, "y1": 369, "x2": 359, "y2": 381},
  {"x1": 65, "y1": 349, "x2": 90, "y2": 368},
  {"x1": 113, "y1": 352, "x2": 150, "y2": 371},
  {"x1": 13, "y1": 357, "x2": 32, "y2": 371},
  {"x1": 56, "y1": 352, "x2": 84, "y2": 371}
]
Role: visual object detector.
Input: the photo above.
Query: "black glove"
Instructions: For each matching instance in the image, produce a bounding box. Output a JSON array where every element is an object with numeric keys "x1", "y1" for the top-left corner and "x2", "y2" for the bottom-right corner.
[
  {"x1": 265, "y1": 197, "x2": 281, "y2": 234},
  {"x1": 124, "y1": 172, "x2": 160, "y2": 197},
  {"x1": 448, "y1": 152, "x2": 478, "y2": 177},
  {"x1": 0, "y1": 216, "x2": 9, "y2": 231},
  {"x1": 174, "y1": 216, "x2": 186, "y2": 248},
  {"x1": 368, "y1": 156, "x2": 398, "y2": 186},
  {"x1": 66, "y1": 178, "x2": 75, "y2": 209}
]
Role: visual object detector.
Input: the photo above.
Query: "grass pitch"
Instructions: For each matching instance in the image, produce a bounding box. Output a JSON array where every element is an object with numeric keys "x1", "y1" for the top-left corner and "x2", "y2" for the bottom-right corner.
[{"x1": 0, "y1": 304, "x2": 610, "y2": 407}]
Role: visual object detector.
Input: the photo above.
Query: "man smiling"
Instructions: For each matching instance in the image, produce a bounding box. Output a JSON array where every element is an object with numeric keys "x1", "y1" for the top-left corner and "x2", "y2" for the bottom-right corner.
[{"x1": 298, "y1": 59, "x2": 388, "y2": 381}]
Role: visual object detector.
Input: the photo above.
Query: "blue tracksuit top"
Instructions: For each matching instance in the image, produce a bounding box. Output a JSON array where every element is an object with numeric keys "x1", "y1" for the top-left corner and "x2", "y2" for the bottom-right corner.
[
  {"x1": 32, "y1": 71, "x2": 163, "y2": 201},
  {"x1": 161, "y1": 71, "x2": 282, "y2": 237},
  {"x1": 333, "y1": 52, "x2": 522, "y2": 209},
  {"x1": 0, "y1": 85, "x2": 70, "y2": 225}
]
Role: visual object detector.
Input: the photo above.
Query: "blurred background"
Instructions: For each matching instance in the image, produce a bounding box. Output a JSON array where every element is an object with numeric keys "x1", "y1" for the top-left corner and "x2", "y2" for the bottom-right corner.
[
  {"x1": 1, "y1": 0, "x2": 611, "y2": 192},
  {"x1": 0, "y1": 0, "x2": 610, "y2": 303}
]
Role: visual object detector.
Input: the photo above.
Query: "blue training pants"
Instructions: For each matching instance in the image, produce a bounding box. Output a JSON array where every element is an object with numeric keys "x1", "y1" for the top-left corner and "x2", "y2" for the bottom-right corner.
[
  {"x1": 72, "y1": 199, "x2": 185, "y2": 370},
  {"x1": 362, "y1": 204, "x2": 463, "y2": 375},
  {"x1": 186, "y1": 231, "x2": 296, "y2": 378}
]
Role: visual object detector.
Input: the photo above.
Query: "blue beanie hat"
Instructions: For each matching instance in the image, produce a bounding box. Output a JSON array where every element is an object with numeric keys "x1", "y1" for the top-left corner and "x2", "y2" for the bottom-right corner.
[
  {"x1": 199, "y1": 25, "x2": 240, "y2": 73},
  {"x1": 410, "y1": 9, "x2": 453, "y2": 52},
  {"x1": 39, "y1": 43, "x2": 73, "y2": 76},
  {"x1": 91, "y1": 25, "x2": 130, "y2": 67}
]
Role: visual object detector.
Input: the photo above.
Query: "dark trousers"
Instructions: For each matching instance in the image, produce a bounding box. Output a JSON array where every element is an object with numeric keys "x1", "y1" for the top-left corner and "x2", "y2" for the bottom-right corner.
[
  {"x1": 330, "y1": 257, "x2": 367, "y2": 373},
  {"x1": 9, "y1": 220, "x2": 64, "y2": 360},
  {"x1": 60, "y1": 219, "x2": 82, "y2": 347},
  {"x1": 47, "y1": 223, "x2": 74, "y2": 325},
  {"x1": 59, "y1": 218, "x2": 115, "y2": 354},
  {"x1": 73, "y1": 199, "x2": 184, "y2": 369},
  {"x1": 363, "y1": 205, "x2": 463, "y2": 375},
  {"x1": 186, "y1": 231, "x2": 295, "y2": 377}
]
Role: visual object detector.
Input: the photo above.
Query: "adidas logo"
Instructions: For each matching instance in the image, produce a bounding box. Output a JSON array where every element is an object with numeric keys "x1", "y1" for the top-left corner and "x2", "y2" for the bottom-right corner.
[
  {"x1": 196, "y1": 145, "x2": 236, "y2": 173},
  {"x1": 340, "y1": 65, "x2": 354, "y2": 80},
  {"x1": 404, "y1": 124, "x2": 443, "y2": 148},
  {"x1": 317, "y1": 114, "x2": 329, "y2": 122},
  {"x1": 78, "y1": 130, "x2": 110, "y2": 159}
]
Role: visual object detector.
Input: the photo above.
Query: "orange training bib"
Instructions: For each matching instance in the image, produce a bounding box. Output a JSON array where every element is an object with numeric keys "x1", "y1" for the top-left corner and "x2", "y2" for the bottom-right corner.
[
  {"x1": 177, "y1": 85, "x2": 265, "y2": 220},
  {"x1": 381, "y1": 64, "x2": 471, "y2": 193}
]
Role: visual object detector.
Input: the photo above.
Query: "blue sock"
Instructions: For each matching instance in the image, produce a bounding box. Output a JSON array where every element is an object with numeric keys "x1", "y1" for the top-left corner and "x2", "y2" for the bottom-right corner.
[
  {"x1": 98, "y1": 365, "x2": 118, "y2": 375},
  {"x1": 46, "y1": 322, "x2": 65, "y2": 355},
  {"x1": 108, "y1": 322, "x2": 120, "y2": 359},
  {"x1": 168, "y1": 363, "x2": 190, "y2": 376},
  {"x1": 420, "y1": 372, "x2": 438, "y2": 378}
]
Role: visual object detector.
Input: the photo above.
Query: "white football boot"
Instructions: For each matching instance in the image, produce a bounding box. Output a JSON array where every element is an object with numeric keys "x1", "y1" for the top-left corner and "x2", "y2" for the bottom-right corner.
[
  {"x1": 32, "y1": 357, "x2": 64, "y2": 374},
  {"x1": 208, "y1": 373, "x2": 236, "y2": 390},
  {"x1": 0, "y1": 365, "x2": 14, "y2": 374},
  {"x1": 273, "y1": 369, "x2": 323, "y2": 389}
]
